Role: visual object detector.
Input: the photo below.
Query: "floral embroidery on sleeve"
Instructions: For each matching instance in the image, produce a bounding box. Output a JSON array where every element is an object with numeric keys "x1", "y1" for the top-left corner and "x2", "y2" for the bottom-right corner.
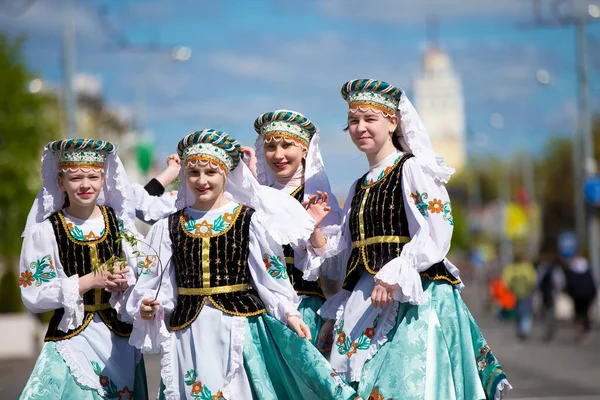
[
  {"x1": 184, "y1": 369, "x2": 225, "y2": 400},
  {"x1": 442, "y1": 201, "x2": 454, "y2": 226},
  {"x1": 263, "y1": 254, "x2": 288, "y2": 279},
  {"x1": 409, "y1": 191, "x2": 429, "y2": 217},
  {"x1": 428, "y1": 199, "x2": 443, "y2": 214},
  {"x1": 138, "y1": 255, "x2": 158, "y2": 276},
  {"x1": 410, "y1": 192, "x2": 454, "y2": 226},
  {"x1": 19, "y1": 255, "x2": 56, "y2": 287},
  {"x1": 91, "y1": 361, "x2": 133, "y2": 399}
]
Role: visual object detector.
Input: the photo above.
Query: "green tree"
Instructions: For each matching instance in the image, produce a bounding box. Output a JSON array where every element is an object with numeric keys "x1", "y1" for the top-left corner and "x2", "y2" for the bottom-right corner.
[{"x1": 0, "y1": 34, "x2": 58, "y2": 311}]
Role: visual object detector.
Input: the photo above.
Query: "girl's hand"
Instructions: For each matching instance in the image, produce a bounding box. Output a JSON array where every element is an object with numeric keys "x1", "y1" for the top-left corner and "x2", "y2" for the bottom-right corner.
[
  {"x1": 302, "y1": 191, "x2": 332, "y2": 227},
  {"x1": 78, "y1": 261, "x2": 129, "y2": 295},
  {"x1": 166, "y1": 154, "x2": 181, "y2": 169},
  {"x1": 317, "y1": 319, "x2": 334, "y2": 354},
  {"x1": 104, "y1": 266, "x2": 130, "y2": 293},
  {"x1": 140, "y1": 298, "x2": 160, "y2": 320},
  {"x1": 286, "y1": 313, "x2": 312, "y2": 341},
  {"x1": 240, "y1": 146, "x2": 258, "y2": 178},
  {"x1": 371, "y1": 281, "x2": 398, "y2": 308}
]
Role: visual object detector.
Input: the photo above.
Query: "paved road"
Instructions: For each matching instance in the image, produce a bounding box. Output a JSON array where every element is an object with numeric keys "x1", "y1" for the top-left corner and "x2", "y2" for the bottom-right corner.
[{"x1": 3, "y1": 287, "x2": 599, "y2": 399}]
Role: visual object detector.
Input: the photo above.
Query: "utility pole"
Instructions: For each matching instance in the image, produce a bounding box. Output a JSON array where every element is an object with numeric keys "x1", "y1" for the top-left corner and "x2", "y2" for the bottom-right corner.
[
  {"x1": 521, "y1": 1, "x2": 599, "y2": 278},
  {"x1": 62, "y1": 0, "x2": 77, "y2": 138}
]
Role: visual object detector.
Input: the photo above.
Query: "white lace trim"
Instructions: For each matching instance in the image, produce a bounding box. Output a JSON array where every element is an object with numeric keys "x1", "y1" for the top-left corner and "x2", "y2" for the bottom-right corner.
[
  {"x1": 331, "y1": 294, "x2": 351, "y2": 377},
  {"x1": 263, "y1": 135, "x2": 307, "y2": 149},
  {"x1": 317, "y1": 290, "x2": 350, "y2": 320},
  {"x1": 55, "y1": 340, "x2": 104, "y2": 394},
  {"x1": 222, "y1": 316, "x2": 246, "y2": 399},
  {"x1": 495, "y1": 378, "x2": 513, "y2": 400},
  {"x1": 185, "y1": 158, "x2": 226, "y2": 174},
  {"x1": 374, "y1": 256, "x2": 425, "y2": 305},
  {"x1": 58, "y1": 167, "x2": 105, "y2": 173},
  {"x1": 58, "y1": 275, "x2": 84, "y2": 332},
  {"x1": 151, "y1": 306, "x2": 176, "y2": 400},
  {"x1": 359, "y1": 302, "x2": 400, "y2": 381},
  {"x1": 348, "y1": 106, "x2": 394, "y2": 118}
]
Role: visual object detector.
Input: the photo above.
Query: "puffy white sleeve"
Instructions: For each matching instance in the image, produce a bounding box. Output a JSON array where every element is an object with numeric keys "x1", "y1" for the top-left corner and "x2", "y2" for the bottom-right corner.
[
  {"x1": 131, "y1": 183, "x2": 177, "y2": 223},
  {"x1": 290, "y1": 204, "x2": 346, "y2": 282},
  {"x1": 374, "y1": 157, "x2": 455, "y2": 305},
  {"x1": 126, "y1": 218, "x2": 176, "y2": 353},
  {"x1": 19, "y1": 221, "x2": 84, "y2": 332},
  {"x1": 248, "y1": 214, "x2": 301, "y2": 325}
]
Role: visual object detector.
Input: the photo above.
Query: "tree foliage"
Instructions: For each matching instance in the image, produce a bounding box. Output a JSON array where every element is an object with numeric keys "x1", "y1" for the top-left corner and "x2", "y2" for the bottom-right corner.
[{"x1": 0, "y1": 34, "x2": 59, "y2": 269}]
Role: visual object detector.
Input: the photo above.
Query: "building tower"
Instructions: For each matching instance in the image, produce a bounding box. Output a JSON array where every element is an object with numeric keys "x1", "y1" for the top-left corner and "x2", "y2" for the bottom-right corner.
[{"x1": 413, "y1": 20, "x2": 466, "y2": 172}]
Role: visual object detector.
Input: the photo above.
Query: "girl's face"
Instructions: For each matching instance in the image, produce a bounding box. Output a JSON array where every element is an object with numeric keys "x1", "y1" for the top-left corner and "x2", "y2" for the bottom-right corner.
[
  {"x1": 57, "y1": 170, "x2": 104, "y2": 208},
  {"x1": 347, "y1": 108, "x2": 398, "y2": 154},
  {"x1": 186, "y1": 163, "x2": 226, "y2": 204},
  {"x1": 263, "y1": 137, "x2": 307, "y2": 179}
]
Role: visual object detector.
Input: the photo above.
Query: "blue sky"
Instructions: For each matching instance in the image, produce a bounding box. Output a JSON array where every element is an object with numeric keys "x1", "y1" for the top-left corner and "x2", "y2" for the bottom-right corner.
[{"x1": 2, "y1": 0, "x2": 600, "y2": 193}]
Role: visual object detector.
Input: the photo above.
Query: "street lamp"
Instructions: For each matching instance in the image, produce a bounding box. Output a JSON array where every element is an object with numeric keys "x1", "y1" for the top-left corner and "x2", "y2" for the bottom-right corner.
[
  {"x1": 135, "y1": 45, "x2": 192, "y2": 129},
  {"x1": 171, "y1": 46, "x2": 192, "y2": 62},
  {"x1": 28, "y1": 79, "x2": 43, "y2": 94}
]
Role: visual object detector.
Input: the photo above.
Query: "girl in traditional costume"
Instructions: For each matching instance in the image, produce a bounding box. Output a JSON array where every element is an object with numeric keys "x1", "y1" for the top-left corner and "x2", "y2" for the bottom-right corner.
[
  {"x1": 317, "y1": 79, "x2": 512, "y2": 399},
  {"x1": 19, "y1": 139, "x2": 148, "y2": 399},
  {"x1": 250, "y1": 110, "x2": 343, "y2": 345},
  {"x1": 127, "y1": 129, "x2": 359, "y2": 400}
]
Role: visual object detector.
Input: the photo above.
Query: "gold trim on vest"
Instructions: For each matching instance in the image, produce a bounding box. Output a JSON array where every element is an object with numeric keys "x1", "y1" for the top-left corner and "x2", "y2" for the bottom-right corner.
[
  {"x1": 178, "y1": 283, "x2": 249, "y2": 296},
  {"x1": 352, "y1": 235, "x2": 411, "y2": 248}
]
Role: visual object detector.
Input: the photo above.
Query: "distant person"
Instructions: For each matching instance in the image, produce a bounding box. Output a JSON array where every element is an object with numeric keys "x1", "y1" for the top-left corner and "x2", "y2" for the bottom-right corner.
[
  {"x1": 564, "y1": 254, "x2": 597, "y2": 343},
  {"x1": 503, "y1": 250, "x2": 537, "y2": 340},
  {"x1": 536, "y1": 252, "x2": 565, "y2": 341}
]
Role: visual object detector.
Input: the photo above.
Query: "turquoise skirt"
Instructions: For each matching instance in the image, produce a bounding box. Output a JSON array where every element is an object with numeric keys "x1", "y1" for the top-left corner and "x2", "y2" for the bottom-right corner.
[
  {"x1": 358, "y1": 279, "x2": 509, "y2": 400},
  {"x1": 298, "y1": 295, "x2": 325, "y2": 348},
  {"x1": 19, "y1": 342, "x2": 148, "y2": 400},
  {"x1": 159, "y1": 313, "x2": 358, "y2": 400}
]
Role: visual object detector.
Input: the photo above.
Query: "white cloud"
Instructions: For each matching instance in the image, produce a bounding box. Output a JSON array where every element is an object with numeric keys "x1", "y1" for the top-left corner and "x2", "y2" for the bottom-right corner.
[
  {"x1": 314, "y1": 0, "x2": 533, "y2": 24},
  {"x1": 0, "y1": 0, "x2": 102, "y2": 39}
]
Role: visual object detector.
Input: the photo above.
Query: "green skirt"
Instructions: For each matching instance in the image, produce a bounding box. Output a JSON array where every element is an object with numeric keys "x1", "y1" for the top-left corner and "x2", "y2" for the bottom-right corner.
[
  {"x1": 159, "y1": 313, "x2": 358, "y2": 400},
  {"x1": 298, "y1": 295, "x2": 325, "y2": 348},
  {"x1": 358, "y1": 279, "x2": 510, "y2": 400},
  {"x1": 19, "y1": 342, "x2": 148, "y2": 400}
]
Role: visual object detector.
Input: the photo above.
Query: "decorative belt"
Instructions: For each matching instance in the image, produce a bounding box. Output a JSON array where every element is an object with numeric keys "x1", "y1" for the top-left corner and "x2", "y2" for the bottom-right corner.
[
  {"x1": 420, "y1": 261, "x2": 461, "y2": 285},
  {"x1": 85, "y1": 288, "x2": 111, "y2": 312},
  {"x1": 84, "y1": 303, "x2": 111, "y2": 312},
  {"x1": 284, "y1": 257, "x2": 294, "y2": 265},
  {"x1": 352, "y1": 235, "x2": 410, "y2": 248},
  {"x1": 178, "y1": 283, "x2": 249, "y2": 296}
]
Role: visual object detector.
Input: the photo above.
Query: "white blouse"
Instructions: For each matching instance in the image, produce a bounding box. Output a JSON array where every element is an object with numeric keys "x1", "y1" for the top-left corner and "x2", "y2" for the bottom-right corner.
[
  {"x1": 127, "y1": 202, "x2": 302, "y2": 400},
  {"x1": 318, "y1": 151, "x2": 461, "y2": 382},
  {"x1": 19, "y1": 211, "x2": 140, "y2": 397}
]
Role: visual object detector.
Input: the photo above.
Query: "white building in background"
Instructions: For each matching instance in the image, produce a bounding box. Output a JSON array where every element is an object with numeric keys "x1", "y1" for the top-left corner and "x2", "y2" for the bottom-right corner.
[
  {"x1": 413, "y1": 45, "x2": 466, "y2": 172},
  {"x1": 71, "y1": 73, "x2": 146, "y2": 184}
]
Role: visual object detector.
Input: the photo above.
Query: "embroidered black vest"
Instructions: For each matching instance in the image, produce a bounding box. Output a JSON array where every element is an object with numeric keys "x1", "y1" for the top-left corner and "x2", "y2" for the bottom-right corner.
[
  {"x1": 283, "y1": 185, "x2": 325, "y2": 299},
  {"x1": 343, "y1": 154, "x2": 459, "y2": 291},
  {"x1": 168, "y1": 205, "x2": 265, "y2": 331},
  {"x1": 45, "y1": 206, "x2": 133, "y2": 341}
]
